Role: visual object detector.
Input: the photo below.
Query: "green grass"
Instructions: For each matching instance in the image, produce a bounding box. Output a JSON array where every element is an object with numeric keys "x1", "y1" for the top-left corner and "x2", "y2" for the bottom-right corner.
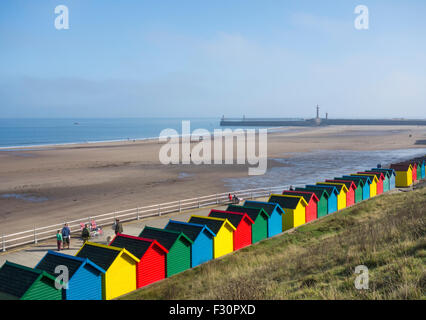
[{"x1": 121, "y1": 186, "x2": 426, "y2": 300}]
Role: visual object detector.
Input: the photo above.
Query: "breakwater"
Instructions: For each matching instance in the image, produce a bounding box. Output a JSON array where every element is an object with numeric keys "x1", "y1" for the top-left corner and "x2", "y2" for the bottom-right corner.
[{"x1": 220, "y1": 118, "x2": 426, "y2": 127}]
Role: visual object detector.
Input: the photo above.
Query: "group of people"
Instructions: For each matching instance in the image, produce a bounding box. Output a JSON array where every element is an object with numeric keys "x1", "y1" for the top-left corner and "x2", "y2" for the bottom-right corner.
[
  {"x1": 56, "y1": 224, "x2": 71, "y2": 251},
  {"x1": 228, "y1": 193, "x2": 240, "y2": 204},
  {"x1": 56, "y1": 219, "x2": 124, "y2": 251}
]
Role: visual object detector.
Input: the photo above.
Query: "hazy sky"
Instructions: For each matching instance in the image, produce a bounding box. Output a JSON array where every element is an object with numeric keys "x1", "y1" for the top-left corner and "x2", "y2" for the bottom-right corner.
[{"x1": 0, "y1": 0, "x2": 425, "y2": 118}]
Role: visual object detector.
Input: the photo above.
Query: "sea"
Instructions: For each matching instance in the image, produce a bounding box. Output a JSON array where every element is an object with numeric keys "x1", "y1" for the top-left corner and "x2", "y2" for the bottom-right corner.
[{"x1": 0, "y1": 118, "x2": 232, "y2": 149}]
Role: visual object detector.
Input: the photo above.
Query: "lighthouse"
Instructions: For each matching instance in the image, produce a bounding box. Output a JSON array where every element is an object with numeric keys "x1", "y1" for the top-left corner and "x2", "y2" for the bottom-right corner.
[{"x1": 315, "y1": 105, "x2": 321, "y2": 125}]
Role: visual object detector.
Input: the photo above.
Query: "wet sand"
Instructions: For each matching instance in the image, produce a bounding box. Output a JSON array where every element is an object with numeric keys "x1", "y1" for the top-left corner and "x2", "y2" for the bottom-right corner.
[{"x1": 0, "y1": 125, "x2": 425, "y2": 235}]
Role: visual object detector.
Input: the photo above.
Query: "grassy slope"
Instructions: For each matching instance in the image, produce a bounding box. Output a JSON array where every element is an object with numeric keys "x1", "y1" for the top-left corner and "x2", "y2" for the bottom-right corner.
[{"x1": 122, "y1": 185, "x2": 426, "y2": 300}]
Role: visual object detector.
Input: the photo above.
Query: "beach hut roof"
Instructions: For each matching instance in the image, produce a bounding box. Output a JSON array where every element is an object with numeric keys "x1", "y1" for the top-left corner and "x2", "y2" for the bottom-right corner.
[
  {"x1": 226, "y1": 204, "x2": 270, "y2": 221},
  {"x1": 35, "y1": 250, "x2": 105, "y2": 279},
  {"x1": 188, "y1": 216, "x2": 236, "y2": 234},
  {"x1": 209, "y1": 210, "x2": 254, "y2": 228},
  {"x1": 165, "y1": 220, "x2": 216, "y2": 242},
  {"x1": 411, "y1": 157, "x2": 426, "y2": 163},
  {"x1": 0, "y1": 261, "x2": 57, "y2": 299},
  {"x1": 412, "y1": 158, "x2": 425, "y2": 165},
  {"x1": 139, "y1": 227, "x2": 193, "y2": 251},
  {"x1": 399, "y1": 161, "x2": 417, "y2": 167},
  {"x1": 76, "y1": 242, "x2": 139, "y2": 270},
  {"x1": 351, "y1": 174, "x2": 379, "y2": 183},
  {"x1": 369, "y1": 169, "x2": 391, "y2": 178},
  {"x1": 305, "y1": 185, "x2": 339, "y2": 196},
  {"x1": 326, "y1": 180, "x2": 357, "y2": 190},
  {"x1": 281, "y1": 191, "x2": 319, "y2": 203},
  {"x1": 416, "y1": 159, "x2": 425, "y2": 166},
  {"x1": 359, "y1": 171, "x2": 385, "y2": 180},
  {"x1": 268, "y1": 194, "x2": 308, "y2": 209},
  {"x1": 243, "y1": 201, "x2": 285, "y2": 215},
  {"x1": 316, "y1": 182, "x2": 348, "y2": 193},
  {"x1": 369, "y1": 170, "x2": 390, "y2": 178},
  {"x1": 342, "y1": 175, "x2": 371, "y2": 185},
  {"x1": 390, "y1": 163, "x2": 412, "y2": 171},
  {"x1": 372, "y1": 168, "x2": 396, "y2": 176},
  {"x1": 109, "y1": 234, "x2": 168, "y2": 259},
  {"x1": 294, "y1": 188, "x2": 329, "y2": 200},
  {"x1": 334, "y1": 177, "x2": 364, "y2": 187}
]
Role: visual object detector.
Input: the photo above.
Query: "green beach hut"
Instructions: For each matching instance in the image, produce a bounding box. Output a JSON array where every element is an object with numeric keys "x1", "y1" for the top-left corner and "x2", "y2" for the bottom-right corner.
[
  {"x1": 0, "y1": 261, "x2": 62, "y2": 300},
  {"x1": 226, "y1": 205, "x2": 269, "y2": 243},
  {"x1": 139, "y1": 226, "x2": 193, "y2": 277},
  {"x1": 414, "y1": 159, "x2": 423, "y2": 181},
  {"x1": 414, "y1": 157, "x2": 425, "y2": 179},
  {"x1": 294, "y1": 188, "x2": 329, "y2": 218}
]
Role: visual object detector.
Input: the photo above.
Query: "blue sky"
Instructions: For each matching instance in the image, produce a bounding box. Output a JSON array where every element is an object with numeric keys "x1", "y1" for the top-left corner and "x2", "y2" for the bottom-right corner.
[{"x1": 0, "y1": 0, "x2": 425, "y2": 118}]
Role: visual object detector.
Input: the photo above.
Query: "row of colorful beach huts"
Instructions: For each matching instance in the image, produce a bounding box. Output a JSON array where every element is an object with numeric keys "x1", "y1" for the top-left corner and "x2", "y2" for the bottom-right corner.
[{"x1": 0, "y1": 156, "x2": 424, "y2": 300}]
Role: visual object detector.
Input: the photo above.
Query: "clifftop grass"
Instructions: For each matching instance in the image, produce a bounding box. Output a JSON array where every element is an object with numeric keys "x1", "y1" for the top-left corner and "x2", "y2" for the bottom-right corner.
[{"x1": 122, "y1": 185, "x2": 426, "y2": 300}]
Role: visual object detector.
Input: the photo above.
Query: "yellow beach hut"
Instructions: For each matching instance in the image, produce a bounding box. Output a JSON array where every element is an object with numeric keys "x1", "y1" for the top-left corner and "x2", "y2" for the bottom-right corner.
[
  {"x1": 268, "y1": 194, "x2": 308, "y2": 231},
  {"x1": 390, "y1": 163, "x2": 413, "y2": 187},
  {"x1": 351, "y1": 174, "x2": 379, "y2": 197},
  {"x1": 188, "y1": 215, "x2": 236, "y2": 259},
  {"x1": 75, "y1": 242, "x2": 139, "y2": 300},
  {"x1": 316, "y1": 182, "x2": 348, "y2": 210}
]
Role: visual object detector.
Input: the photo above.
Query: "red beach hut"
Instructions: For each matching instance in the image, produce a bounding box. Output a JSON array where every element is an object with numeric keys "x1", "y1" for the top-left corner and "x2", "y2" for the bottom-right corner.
[
  {"x1": 410, "y1": 162, "x2": 418, "y2": 182},
  {"x1": 109, "y1": 234, "x2": 168, "y2": 288},
  {"x1": 325, "y1": 180, "x2": 357, "y2": 207},
  {"x1": 208, "y1": 210, "x2": 254, "y2": 250},
  {"x1": 358, "y1": 171, "x2": 385, "y2": 195},
  {"x1": 411, "y1": 162, "x2": 418, "y2": 182},
  {"x1": 282, "y1": 190, "x2": 318, "y2": 222}
]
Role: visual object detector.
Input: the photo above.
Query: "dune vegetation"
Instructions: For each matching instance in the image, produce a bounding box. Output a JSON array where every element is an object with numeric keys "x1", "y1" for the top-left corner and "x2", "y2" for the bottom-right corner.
[{"x1": 122, "y1": 184, "x2": 426, "y2": 300}]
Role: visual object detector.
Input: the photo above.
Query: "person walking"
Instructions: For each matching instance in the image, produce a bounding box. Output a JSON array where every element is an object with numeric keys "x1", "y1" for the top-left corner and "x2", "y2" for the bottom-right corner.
[
  {"x1": 81, "y1": 224, "x2": 90, "y2": 243},
  {"x1": 114, "y1": 219, "x2": 123, "y2": 235},
  {"x1": 61, "y1": 223, "x2": 71, "y2": 249},
  {"x1": 233, "y1": 194, "x2": 239, "y2": 204},
  {"x1": 56, "y1": 230, "x2": 63, "y2": 251}
]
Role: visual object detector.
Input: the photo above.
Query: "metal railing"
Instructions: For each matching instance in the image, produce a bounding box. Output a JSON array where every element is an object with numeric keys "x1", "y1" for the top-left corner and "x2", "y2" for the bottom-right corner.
[{"x1": 1, "y1": 185, "x2": 293, "y2": 252}]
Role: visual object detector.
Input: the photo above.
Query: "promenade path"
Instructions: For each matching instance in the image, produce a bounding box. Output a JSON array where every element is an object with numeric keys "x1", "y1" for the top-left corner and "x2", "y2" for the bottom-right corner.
[
  {"x1": 1, "y1": 183, "x2": 412, "y2": 269},
  {"x1": 0, "y1": 197, "x2": 268, "y2": 268}
]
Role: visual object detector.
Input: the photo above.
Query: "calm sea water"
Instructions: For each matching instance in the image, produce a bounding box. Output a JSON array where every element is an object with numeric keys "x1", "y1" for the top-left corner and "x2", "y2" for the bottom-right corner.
[{"x1": 0, "y1": 118, "x2": 229, "y2": 148}]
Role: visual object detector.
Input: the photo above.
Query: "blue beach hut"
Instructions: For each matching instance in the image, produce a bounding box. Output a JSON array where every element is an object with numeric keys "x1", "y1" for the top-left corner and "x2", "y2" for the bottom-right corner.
[
  {"x1": 243, "y1": 201, "x2": 284, "y2": 237},
  {"x1": 35, "y1": 250, "x2": 105, "y2": 300},
  {"x1": 164, "y1": 220, "x2": 215, "y2": 268},
  {"x1": 304, "y1": 185, "x2": 338, "y2": 214}
]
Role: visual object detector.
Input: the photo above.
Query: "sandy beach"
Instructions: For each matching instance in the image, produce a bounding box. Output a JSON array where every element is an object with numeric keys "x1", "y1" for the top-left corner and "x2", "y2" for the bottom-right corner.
[{"x1": 1, "y1": 125, "x2": 425, "y2": 235}]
